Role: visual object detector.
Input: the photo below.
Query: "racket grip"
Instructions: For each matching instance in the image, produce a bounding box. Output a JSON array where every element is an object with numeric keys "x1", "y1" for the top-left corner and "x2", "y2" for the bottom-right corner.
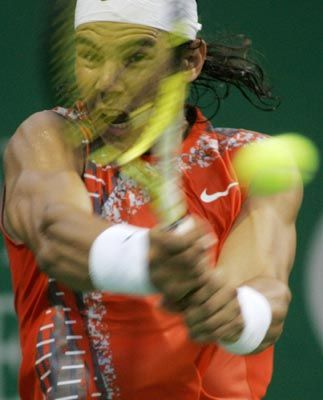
[
  {"x1": 170, "y1": 216, "x2": 196, "y2": 235},
  {"x1": 170, "y1": 216, "x2": 218, "y2": 250}
]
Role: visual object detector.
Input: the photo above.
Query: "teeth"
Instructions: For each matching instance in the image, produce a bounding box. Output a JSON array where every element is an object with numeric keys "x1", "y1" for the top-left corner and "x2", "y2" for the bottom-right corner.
[
  {"x1": 100, "y1": 105, "x2": 153, "y2": 131},
  {"x1": 110, "y1": 121, "x2": 129, "y2": 129}
]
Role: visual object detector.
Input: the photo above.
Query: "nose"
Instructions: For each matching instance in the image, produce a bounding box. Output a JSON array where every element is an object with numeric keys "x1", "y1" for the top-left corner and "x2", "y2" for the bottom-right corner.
[{"x1": 95, "y1": 60, "x2": 125, "y2": 100}]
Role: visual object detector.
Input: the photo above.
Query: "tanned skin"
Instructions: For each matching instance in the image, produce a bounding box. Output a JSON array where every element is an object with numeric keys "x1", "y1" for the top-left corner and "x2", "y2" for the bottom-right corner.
[{"x1": 3, "y1": 22, "x2": 302, "y2": 351}]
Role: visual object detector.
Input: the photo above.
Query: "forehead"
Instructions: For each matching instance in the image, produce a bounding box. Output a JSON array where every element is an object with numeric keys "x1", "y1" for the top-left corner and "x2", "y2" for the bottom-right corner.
[{"x1": 75, "y1": 21, "x2": 167, "y2": 48}]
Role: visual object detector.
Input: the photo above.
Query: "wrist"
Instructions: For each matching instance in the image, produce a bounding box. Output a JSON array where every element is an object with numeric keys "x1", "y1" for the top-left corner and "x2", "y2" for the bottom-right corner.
[
  {"x1": 220, "y1": 286, "x2": 272, "y2": 355},
  {"x1": 89, "y1": 224, "x2": 158, "y2": 295}
]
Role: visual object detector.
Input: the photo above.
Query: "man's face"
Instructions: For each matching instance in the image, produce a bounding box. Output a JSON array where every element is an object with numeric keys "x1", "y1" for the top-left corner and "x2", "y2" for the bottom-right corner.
[{"x1": 75, "y1": 22, "x2": 174, "y2": 150}]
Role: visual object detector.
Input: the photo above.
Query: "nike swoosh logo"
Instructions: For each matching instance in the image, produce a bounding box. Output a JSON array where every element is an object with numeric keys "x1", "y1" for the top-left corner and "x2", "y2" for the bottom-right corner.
[{"x1": 200, "y1": 182, "x2": 239, "y2": 203}]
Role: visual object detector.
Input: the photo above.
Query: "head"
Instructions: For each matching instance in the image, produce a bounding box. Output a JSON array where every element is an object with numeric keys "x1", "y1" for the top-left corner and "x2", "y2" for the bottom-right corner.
[
  {"x1": 49, "y1": 0, "x2": 279, "y2": 146},
  {"x1": 73, "y1": 0, "x2": 206, "y2": 148}
]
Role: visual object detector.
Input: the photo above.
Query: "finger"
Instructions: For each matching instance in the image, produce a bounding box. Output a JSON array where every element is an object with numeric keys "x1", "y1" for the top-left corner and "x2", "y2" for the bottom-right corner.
[
  {"x1": 184, "y1": 286, "x2": 238, "y2": 327},
  {"x1": 167, "y1": 270, "x2": 218, "y2": 312},
  {"x1": 166, "y1": 257, "x2": 213, "y2": 311},
  {"x1": 172, "y1": 217, "x2": 215, "y2": 244},
  {"x1": 192, "y1": 314, "x2": 244, "y2": 344},
  {"x1": 153, "y1": 220, "x2": 215, "y2": 256},
  {"x1": 158, "y1": 273, "x2": 207, "y2": 303},
  {"x1": 167, "y1": 245, "x2": 211, "y2": 276},
  {"x1": 149, "y1": 248, "x2": 211, "y2": 291},
  {"x1": 189, "y1": 297, "x2": 241, "y2": 338},
  {"x1": 184, "y1": 271, "x2": 223, "y2": 307}
]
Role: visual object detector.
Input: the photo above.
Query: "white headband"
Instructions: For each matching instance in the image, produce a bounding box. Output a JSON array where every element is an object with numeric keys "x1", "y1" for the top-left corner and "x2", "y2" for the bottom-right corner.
[{"x1": 75, "y1": 0, "x2": 202, "y2": 40}]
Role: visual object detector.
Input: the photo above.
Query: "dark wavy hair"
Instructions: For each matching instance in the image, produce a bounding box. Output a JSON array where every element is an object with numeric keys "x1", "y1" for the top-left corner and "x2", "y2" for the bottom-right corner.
[
  {"x1": 48, "y1": 0, "x2": 279, "y2": 120},
  {"x1": 185, "y1": 0, "x2": 280, "y2": 123}
]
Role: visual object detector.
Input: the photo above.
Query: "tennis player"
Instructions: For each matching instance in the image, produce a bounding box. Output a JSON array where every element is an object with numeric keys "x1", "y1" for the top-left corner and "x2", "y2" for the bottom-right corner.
[{"x1": 2, "y1": 1, "x2": 302, "y2": 399}]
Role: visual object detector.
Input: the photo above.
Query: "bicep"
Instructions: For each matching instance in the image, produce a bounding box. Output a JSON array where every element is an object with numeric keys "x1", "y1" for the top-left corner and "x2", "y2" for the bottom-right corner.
[
  {"x1": 3, "y1": 111, "x2": 91, "y2": 247},
  {"x1": 216, "y1": 185, "x2": 303, "y2": 286}
]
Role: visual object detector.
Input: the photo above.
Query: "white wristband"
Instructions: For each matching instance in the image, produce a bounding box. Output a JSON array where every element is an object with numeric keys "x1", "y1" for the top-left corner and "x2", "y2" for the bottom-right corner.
[
  {"x1": 89, "y1": 224, "x2": 157, "y2": 295},
  {"x1": 220, "y1": 286, "x2": 272, "y2": 355}
]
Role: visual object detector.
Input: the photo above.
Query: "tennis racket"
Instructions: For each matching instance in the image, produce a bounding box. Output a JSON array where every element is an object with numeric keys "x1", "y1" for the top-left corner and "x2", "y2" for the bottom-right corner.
[
  {"x1": 51, "y1": 0, "x2": 190, "y2": 228},
  {"x1": 105, "y1": 0, "x2": 189, "y2": 228}
]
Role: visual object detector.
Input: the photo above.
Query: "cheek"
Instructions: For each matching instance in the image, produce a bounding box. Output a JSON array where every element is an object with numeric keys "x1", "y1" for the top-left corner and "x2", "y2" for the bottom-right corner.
[
  {"x1": 75, "y1": 61, "x2": 98, "y2": 99},
  {"x1": 128, "y1": 60, "x2": 168, "y2": 95}
]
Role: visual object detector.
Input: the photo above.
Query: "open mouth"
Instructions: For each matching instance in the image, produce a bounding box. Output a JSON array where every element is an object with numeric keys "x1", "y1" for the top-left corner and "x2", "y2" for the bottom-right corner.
[
  {"x1": 110, "y1": 112, "x2": 131, "y2": 129},
  {"x1": 103, "y1": 111, "x2": 132, "y2": 139},
  {"x1": 95, "y1": 102, "x2": 154, "y2": 141}
]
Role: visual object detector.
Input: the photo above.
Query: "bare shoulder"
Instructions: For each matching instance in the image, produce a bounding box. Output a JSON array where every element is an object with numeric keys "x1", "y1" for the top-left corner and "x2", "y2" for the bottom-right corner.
[
  {"x1": 8, "y1": 110, "x2": 67, "y2": 148},
  {"x1": 3, "y1": 111, "x2": 90, "y2": 244},
  {"x1": 4, "y1": 110, "x2": 84, "y2": 176},
  {"x1": 20, "y1": 109, "x2": 66, "y2": 130}
]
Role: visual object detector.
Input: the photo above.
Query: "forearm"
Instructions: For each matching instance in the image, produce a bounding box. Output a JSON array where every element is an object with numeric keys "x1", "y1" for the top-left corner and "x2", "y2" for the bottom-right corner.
[
  {"x1": 38, "y1": 211, "x2": 213, "y2": 295},
  {"x1": 36, "y1": 204, "x2": 110, "y2": 291},
  {"x1": 215, "y1": 192, "x2": 301, "y2": 347},
  {"x1": 178, "y1": 190, "x2": 302, "y2": 353},
  {"x1": 4, "y1": 191, "x2": 100, "y2": 291}
]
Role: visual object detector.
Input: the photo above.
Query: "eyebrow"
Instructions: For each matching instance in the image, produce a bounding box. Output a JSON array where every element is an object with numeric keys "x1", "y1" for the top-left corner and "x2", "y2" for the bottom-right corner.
[
  {"x1": 75, "y1": 36, "x2": 157, "y2": 53},
  {"x1": 75, "y1": 36, "x2": 101, "y2": 53},
  {"x1": 119, "y1": 38, "x2": 157, "y2": 51}
]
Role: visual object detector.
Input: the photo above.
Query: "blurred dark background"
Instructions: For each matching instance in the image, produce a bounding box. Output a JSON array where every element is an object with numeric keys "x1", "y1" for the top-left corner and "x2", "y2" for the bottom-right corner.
[{"x1": 0, "y1": 1, "x2": 322, "y2": 399}]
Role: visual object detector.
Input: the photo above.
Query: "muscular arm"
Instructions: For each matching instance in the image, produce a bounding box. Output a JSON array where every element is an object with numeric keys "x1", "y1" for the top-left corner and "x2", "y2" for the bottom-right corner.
[
  {"x1": 217, "y1": 188, "x2": 302, "y2": 285},
  {"x1": 4, "y1": 111, "x2": 213, "y2": 293},
  {"x1": 172, "y1": 187, "x2": 303, "y2": 351},
  {"x1": 3, "y1": 111, "x2": 110, "y2": 290},
  {"x1": 215, "y1": 188, "x2": 302, "y2": 349}
]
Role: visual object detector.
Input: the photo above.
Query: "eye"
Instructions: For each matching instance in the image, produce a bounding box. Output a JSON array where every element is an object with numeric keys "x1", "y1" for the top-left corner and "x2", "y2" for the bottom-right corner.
[
  {"x1": 126, "y1": 52, "x2": 148, "y2": 65},
  {"x1": 78, "y1": 49, "x2": 102, "y2": 66}
]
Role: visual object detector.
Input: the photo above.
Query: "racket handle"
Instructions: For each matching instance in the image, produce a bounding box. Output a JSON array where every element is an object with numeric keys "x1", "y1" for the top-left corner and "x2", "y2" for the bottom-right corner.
[
  {"x1": 170, "y1": 216, "x2": 218, "y2": 251},
  {"x1": 169, "y1": 216, "x2": 196, "y2": 235}
]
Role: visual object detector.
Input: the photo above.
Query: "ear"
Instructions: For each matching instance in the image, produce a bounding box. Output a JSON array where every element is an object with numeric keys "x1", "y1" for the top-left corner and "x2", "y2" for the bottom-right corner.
[{"x1": 183, "y1": 39, "x2": 207, "y2": 82}]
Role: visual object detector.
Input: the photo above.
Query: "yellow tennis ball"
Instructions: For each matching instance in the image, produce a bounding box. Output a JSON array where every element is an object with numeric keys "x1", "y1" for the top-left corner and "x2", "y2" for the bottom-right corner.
[
  {"x1": 277, "y1": 133, "x2": 320, "y2": 184},
  {"x1": 233, "y1": 133, "x2": 320, "y2": 195}
]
